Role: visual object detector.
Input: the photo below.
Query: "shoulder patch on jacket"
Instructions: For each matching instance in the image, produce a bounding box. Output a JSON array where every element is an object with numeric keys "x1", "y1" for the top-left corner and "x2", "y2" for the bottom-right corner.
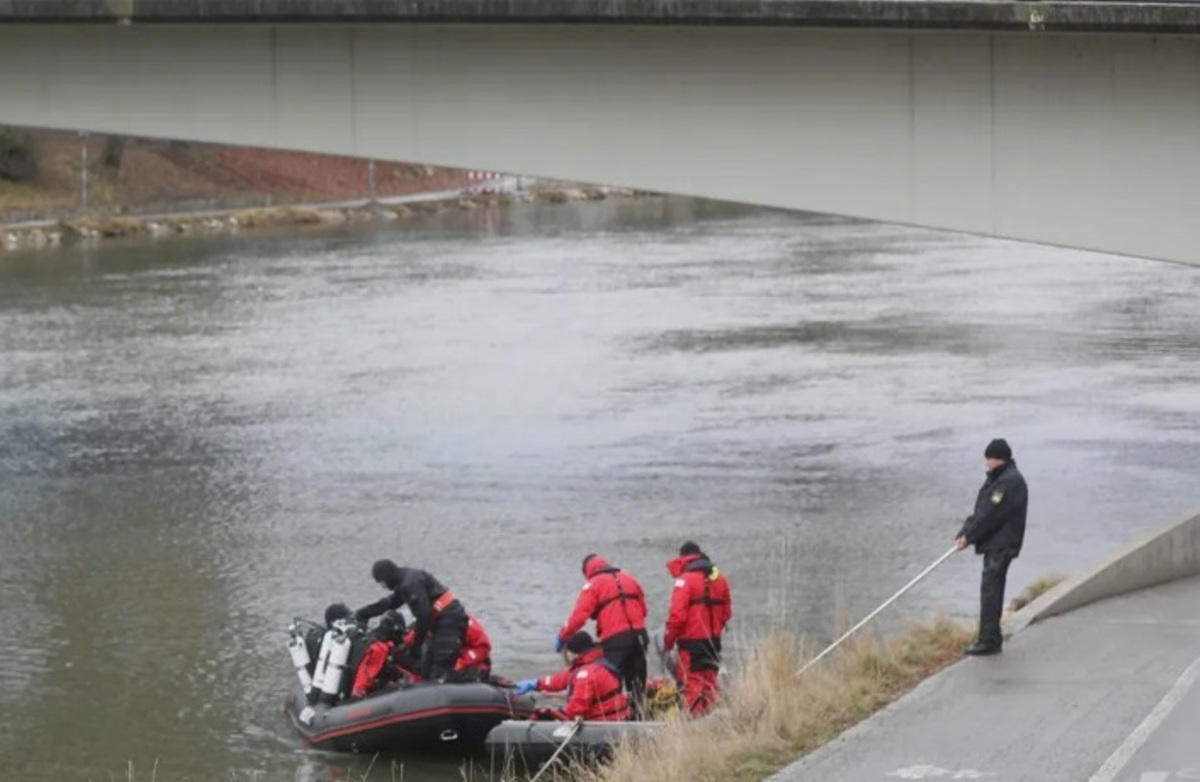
[
  {"x1": 580, "y1": 583, "x2": 592, "y2": 592},
  {"x1": 575, "y1": 670, "x2": 589, "y2": 679},
  {"x1": 990, "y1": 490, "x2": 1004, "y2": 505},
  {"x1": 674, "y1": 578, "x2": 686, "y2": 588}
]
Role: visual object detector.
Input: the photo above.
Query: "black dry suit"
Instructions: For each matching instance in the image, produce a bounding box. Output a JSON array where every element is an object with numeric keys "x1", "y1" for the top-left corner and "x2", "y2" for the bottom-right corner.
[{"x1": 356, "y1": 561, "x2": 468, "y2": 681}]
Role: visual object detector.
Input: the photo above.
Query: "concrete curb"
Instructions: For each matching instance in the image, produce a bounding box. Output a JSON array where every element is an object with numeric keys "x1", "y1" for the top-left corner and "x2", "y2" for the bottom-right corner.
[{"x1": 1006, "y1": 505, "x2": 1200, "y2": 634}]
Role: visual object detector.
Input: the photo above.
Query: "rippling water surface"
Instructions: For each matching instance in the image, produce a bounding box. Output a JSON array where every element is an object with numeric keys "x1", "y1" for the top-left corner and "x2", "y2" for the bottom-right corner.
[{"x1": 2, "y1": 196, "x2": 1199, "y2": 781}]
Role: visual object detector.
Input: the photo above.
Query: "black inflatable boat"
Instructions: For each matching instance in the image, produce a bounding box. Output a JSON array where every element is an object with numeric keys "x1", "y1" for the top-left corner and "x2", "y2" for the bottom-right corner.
[
  {"x1": 285, "y1": 682, "x2": 538, "y2": 754},
  {"x1": 485, "y1": 718, "x2": 665, "y2": 768}
]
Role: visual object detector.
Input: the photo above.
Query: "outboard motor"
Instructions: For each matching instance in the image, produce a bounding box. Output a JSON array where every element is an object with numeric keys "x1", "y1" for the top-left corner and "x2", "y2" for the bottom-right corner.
[
  {"x1": 314, "y1": 619, "x2": 356, "y2": 706},
  {"x1": 286, "y1": 620, "x2": 314, "y2": 694}
]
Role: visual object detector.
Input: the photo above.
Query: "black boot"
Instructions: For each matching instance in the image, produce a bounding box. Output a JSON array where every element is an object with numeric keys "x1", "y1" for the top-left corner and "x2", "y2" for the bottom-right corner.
[{"x1": 963, "y1": 641, "x2": 1001, "y2": 656}]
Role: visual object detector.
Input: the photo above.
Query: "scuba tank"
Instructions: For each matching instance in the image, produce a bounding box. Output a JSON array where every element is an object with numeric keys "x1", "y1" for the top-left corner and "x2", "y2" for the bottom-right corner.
[
  {"x1": 286, "y1": 621, "x2": 314, "y2": 694},
  {"x1": 315, "y1": 619, "x2": 356, "y2": 706},
  {"x1": 308, "y1": 629, "x2": 336, "y2": 705}
]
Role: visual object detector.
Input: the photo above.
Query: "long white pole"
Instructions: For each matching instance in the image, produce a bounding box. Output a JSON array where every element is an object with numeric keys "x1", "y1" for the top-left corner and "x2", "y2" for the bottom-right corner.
[
  {"x1": 528, "y1": 718, "x2": 584, "y2": 782},
  {"x1": 796, "y1": 545, "x2": 959, "y2": 677}
]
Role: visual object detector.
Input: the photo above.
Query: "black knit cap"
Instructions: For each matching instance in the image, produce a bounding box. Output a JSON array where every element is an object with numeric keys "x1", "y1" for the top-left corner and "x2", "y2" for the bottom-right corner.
[
  {"x1": 679, "y1": 541, "x2": 702, "y2": 556},
  {"x1": 565, "y1": 631, "x2": 596, "y2": 654},
  {"x1": 377, "y1": 610, "x2": 406, "y2": 641},
  {"x1": 984, "y1": 438, "x2": 1012, "y2": 461},
  {"x1": 372, "y1": 559, "x2": 402, "y2": 589},
  {"x1": 324, "y1": 602, "x2": 352, "y2": 628}
]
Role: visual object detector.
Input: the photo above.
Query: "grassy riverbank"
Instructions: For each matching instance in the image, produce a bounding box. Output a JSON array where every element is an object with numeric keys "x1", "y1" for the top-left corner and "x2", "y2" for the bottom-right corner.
[
  {"x1": 565, "y1": 573, "x2": 1069, "y2": 782},
  {"x1": 1, "y1": 185, "x2": 627, "y2": 251},
  {"x1": 530, "y1": 615, "x2": 976, "y2": 782}
]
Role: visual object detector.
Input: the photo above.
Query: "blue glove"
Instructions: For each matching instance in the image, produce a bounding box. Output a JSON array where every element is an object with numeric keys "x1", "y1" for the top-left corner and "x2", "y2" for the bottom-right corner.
[
  {"x1": 554, "y1": 636, "x2": 564, "y2": 653},
  {"x1": 514, "y1": 679, "x2": 538, "y2": 696}
]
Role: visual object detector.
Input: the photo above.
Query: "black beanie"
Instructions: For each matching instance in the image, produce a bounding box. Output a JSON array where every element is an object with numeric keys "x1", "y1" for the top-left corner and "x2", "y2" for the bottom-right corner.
[
  {"x1": 372, "y1": 559, "x2": 402, "y2": 589},
  {"x1": 324, "y1": 602, "x2": 352, "y2": 628},
  {"x1": 984, "y1": 438, "x2": 1012, "y2": 461},
  {"x1": 679, "y1": 541, "x2": 702, "y2": 557},
  {"x1": 377, "y1": 610, "x2": 406, "y2": 640},
  {"x1": 565, "y1": 631, "x2": 595, "y2": 654}
]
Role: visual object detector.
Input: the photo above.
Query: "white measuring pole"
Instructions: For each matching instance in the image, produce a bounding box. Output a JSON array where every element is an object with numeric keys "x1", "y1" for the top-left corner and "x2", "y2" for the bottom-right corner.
[{"x1": 796, "y1": 545, "x2": 959, "y2": 677}]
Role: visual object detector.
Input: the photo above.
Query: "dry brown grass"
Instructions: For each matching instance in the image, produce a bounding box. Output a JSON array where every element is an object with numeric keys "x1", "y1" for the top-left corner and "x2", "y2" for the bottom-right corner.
[
  {"x1": 1007, "y1": 573, "x2": 1068, "y2": 613},
  {"x1": 0, "y1": 179, "x2": 75, "y2": 212},
  {"x1": 552, "y1": 616, "x2": 974, "y2": 782},
  {"x1": 233, "y1": 206, "x2": 325, "y2": 227},
  {"x1": 61, "y1": 215, "x2": 144, "y2": 238}
]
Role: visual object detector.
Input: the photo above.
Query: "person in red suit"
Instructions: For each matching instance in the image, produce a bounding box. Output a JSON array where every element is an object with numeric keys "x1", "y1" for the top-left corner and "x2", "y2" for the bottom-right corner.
[
  {"x1": 556, "y1": 554, "x2": 649, "y2": 717},
  {"x1": 349, "y1": 611, "x2": 419, "y2": 699},
  {"x1": 513, "y1": 631, "x2": 631, "y2": 721},
  {"x1": 454, "y1": 615, "x2": 493, "y2": 680},
  {"x1": 663, "y1": 541, "x2": 732, "y2": 715},
  {"x1": 401, "y1": 613, "x2": 493, "y2": 682}
]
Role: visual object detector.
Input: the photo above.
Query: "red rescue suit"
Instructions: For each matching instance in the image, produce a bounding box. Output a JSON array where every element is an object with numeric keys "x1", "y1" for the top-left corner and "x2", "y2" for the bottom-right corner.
[
  {"x1": 663, "y1": 553, "x2": 733, "y2": 715},
  {"x1": 455, "y1": 615, "x2": 492, "y2": 675},
  {"x1": 559, "y1": 556, "x2": 648, "y2": 646},
  {"x1": 533, "y1": 647, "x2": 631, "y2": 721},
  {"x1": 351, "y1": 639, "x2": 411, "y2": 699},
  {"x1": 404, "y1": 615, "x2": 492, "y2": 677}
]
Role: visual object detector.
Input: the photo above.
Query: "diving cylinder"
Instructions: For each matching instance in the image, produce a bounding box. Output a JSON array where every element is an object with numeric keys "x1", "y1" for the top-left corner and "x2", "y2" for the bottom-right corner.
[
  {"x1": 287, "y1": 628, "x2": 314, "y2": 694},
  {"x1": 309, "y1": 630, "x2": 337, "y2": 705},
  {"x1": 317, "y1": 621, "x2": 354, "y2": 706}
]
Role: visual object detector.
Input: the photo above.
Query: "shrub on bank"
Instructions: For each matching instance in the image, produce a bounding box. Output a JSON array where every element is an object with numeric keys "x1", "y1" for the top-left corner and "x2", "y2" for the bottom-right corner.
[
  {"x1": 0, "y1": 126, "x2": 39, "y2": 183},
  {"x1": 1008, "y1": 574, "x2": 1068, "y2": 613}
]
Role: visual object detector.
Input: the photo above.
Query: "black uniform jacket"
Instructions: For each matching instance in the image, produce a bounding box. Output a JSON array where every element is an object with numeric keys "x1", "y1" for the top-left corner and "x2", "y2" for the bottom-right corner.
[{"x1": 959, "y1": 460, "x2": 1028, "y2": 555}]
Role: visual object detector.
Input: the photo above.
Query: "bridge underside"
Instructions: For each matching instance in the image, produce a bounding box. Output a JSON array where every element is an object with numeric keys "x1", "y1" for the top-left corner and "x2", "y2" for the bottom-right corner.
[{"x1": 0, "y1": 24, "x2": 1197, "y2": 264}]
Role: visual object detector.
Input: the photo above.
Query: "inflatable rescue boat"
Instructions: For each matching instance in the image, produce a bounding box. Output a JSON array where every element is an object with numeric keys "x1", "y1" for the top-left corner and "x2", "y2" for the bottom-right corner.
[
  {"x1": 285, "y1": 680, "x2": 537, "y2": 753},
  {"x1": 283, "y1": 617, "x2": 537, "y2": 753},
  {"x1": 485, "y1": 718, "x2": 666, "y2": 768}
]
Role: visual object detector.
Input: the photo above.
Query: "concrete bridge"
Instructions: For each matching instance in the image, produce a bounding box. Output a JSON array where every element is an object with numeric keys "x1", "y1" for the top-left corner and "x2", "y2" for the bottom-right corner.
[{"x1": 2, "y1": 0, "x2": 1200, "y2": 264}]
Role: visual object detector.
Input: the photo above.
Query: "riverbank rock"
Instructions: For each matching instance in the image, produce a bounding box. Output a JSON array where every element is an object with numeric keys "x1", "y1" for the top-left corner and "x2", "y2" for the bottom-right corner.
[{"x1": 2, "y1": 186, "x2": 652, "y2": 253}]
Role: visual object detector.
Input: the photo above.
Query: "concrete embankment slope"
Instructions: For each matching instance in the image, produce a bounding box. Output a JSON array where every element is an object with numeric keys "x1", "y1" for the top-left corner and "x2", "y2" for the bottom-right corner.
[
  {"x1": 770, "y1": 506, "x2": 1200, "y2": 782},
  {"x1": 771, "y1": 575, "x2": 1200, "y2": 782},
  {"x1": 1012, "y1": 505, "x2": 1200, "y2": 632}
]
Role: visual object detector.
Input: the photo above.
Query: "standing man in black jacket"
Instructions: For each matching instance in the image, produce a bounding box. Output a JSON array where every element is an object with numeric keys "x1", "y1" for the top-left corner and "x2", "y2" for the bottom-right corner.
[
  {"x1": 955, "y1": 438, "x2": 1028, "y2": 656},
  {"x1": 354, "y1": 559, "x2": 470, "y2": 681}
]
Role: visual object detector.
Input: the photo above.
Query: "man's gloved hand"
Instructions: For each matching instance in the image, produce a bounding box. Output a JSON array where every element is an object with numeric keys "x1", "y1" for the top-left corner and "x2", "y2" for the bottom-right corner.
[
  {"x1": 554, "y1": 635, "x2": 565, "y2": 653},
  {"x1": 513, "y1": 679, "x2": 538, "y2": 696}
]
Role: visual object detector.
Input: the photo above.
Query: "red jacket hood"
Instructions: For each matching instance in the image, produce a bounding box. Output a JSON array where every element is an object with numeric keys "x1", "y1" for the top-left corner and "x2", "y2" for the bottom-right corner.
[
  {"x1": 667, "y1": 553, "x2": 708, "y2": 579},
  {"x1": 583, "y1": 555, "x2": 615, "y2": 579}
]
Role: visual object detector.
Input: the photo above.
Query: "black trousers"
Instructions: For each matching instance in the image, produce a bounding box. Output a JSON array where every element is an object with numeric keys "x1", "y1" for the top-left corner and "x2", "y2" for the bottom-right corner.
[
  {"x1": 602, "y1": 631, "x2": 648, "y2": 718},
  {"x1": 978, "y1": 550, "x2": 1017, "y2": 647},
  {"x1": 422, "y1": 611, "x2": 468, "y2": 681}
]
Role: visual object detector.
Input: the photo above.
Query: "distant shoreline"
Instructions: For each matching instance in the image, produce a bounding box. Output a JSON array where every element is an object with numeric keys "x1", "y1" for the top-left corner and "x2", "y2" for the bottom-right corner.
[{"x1": 1, "y1": 184, "x2": 643, "y2": 253}]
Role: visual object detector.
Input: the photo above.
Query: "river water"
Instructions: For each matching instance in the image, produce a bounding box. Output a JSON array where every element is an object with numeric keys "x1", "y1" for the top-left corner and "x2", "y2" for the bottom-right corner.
[{"x1": 2, "y1": 196, "x2": 1199, "y2": 781}]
